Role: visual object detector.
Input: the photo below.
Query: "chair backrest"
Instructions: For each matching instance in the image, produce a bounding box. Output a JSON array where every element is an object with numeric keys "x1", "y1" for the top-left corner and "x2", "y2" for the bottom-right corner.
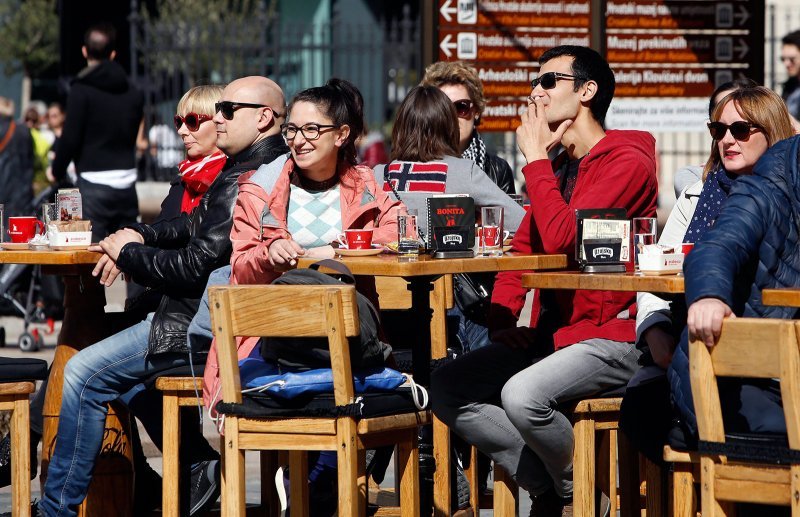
[
  {"x1": 209, "y1": 284, "x2": 360, "y2": 406},
  {"x1": 689, "y1": 318, "x2": 800, "y2": 449}
]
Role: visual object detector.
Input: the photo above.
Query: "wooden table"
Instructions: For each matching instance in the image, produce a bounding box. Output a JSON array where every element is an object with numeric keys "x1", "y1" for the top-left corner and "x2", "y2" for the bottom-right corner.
[
  {"x1": 0, "y1": 249, "x2": 134, "y2": 516},
  {"x1": 521, "y1": 271, "x2": 685, "y2": 293},
  {"x1": 299, "y1": 251, "x2": 568, "y2": 515}
]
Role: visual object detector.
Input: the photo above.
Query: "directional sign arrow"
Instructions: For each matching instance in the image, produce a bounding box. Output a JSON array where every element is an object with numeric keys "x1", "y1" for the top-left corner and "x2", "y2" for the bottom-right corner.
[
  {"x1": 439, "y1": 34, "x2": 457, "y2": 58},
  {"x1": 734, "y1": 5, "x2": 750, "y2": 25},
  {"x1": 734, "y1": 38, "x2": 749, "y2": 59},
  {"x1": 439, "y1": 0, "x2": 457, "y2": 23}
]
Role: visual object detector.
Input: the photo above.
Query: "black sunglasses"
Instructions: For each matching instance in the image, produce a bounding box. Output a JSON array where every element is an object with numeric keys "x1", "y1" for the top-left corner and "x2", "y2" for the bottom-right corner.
[
  {"x1": 530, "y1": 72, "x2": 586, "y2": 90},
  {"x1": 453, "y1": 99, "x2": 474, "y2": 118},
  {"x1": 173, "y1": 112, "x2": 212, "y2": 132},
  {"x1": 214, "y1": 101, "x2": 283, "y2": 121},
  {"x1": 707, "y1": 121, "x2": 762, "y2": 141}
]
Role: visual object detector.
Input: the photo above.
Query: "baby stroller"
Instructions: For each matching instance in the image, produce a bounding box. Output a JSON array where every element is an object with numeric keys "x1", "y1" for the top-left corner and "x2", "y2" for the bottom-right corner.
[{"x1": 0, "y1": 186, "x2": 61, "y2": 351}]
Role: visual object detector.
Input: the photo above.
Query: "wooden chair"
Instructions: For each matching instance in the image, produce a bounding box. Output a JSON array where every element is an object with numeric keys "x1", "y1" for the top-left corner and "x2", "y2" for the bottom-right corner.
[
  {"x1": 210, "y1": 284, "x2": 430, "y2": 517},
  {"x1": 663, "y1": 445, "x2": 701, "y2": 516},
  {"x1": 490, "y1": 395, "x2": 640, "y2": 517},
  {"x1": 690, "y1": 318, "x2": 800, "y2": 516},
  {"x1": 0, "y1": 357, "x2": 48, "y2": 517}
]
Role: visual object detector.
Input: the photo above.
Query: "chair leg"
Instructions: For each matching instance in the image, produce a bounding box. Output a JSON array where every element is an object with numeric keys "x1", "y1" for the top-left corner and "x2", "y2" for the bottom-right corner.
[
  {"x1": 289, "y1": 451, "x2": 309, "y2": 517},
  {"x1": 645, "y1": 458, "x2": 665, "y2": 517},
  {"x1": 337, "y1": 418, "x2": 360, "y2": 517},
  {"x1": 670, "y1": 462, "x2": 697, "y2": 517},
  {"x1": 221, "y1": 417, "x2": 246, "y2": 517},
  {"x1": 162, "y1": 391, "x2": 181, "y2": 517},
  {"x1": 792, "y1": 465, "x2": 800, "y2": 517},
  {"x1": 432, "y1": 416, "x2": 451, "y2": 516},
  {"x1": 493, "y1": 465, "x2": 518, "y2": 517},
  {"x1": 260, "y1": 451, "x2": 281, "y2": 515},
  {"x1": 572, "y1": 415, "x2": 595, "y2": 517},
  {"x1": 397, "y1": 429, "x2": 421, "y2": 517},
  {"x1": 607, "y1": 430, "x2": 619, "y2": 517},
  {"x1": 700, "y1": 457, "x2": 726, "y2": 517},
  {"x1": 463, "y1": 445, "x2": 480, "y2": 511},
  {"x1": 12, "y1": 396, "x2": 30, "y2": 517},
  {"x1": 617, "y1": 432, "x2": 640, "y2": 517}
]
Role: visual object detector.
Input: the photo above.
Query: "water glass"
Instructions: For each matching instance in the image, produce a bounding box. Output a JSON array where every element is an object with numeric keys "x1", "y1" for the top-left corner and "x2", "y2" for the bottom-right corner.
[
  {"x1": 633, "y1": 217, "x2": 657, "y2": 266},
  {"x1": 397, "y1": 211, "x2": 420, "y2": 259},
  {"x1": 481, "y1": 206, "x2": 505, "y2": 256}
]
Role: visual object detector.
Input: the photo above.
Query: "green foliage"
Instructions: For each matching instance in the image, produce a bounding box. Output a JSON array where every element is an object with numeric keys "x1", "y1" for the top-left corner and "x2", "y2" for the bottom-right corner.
[{"x1": 0, "y1": 0, "x2": 58, "y2": 76}]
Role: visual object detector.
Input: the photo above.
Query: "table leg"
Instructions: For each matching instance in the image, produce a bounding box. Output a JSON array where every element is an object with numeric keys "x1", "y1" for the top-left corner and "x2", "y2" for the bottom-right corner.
[
  {"x1": 407, "y1": 277, "x2": 434, "y2": 385},
  {"x1": 40, "y1": 270, "x2": 134, "y2": 516}
]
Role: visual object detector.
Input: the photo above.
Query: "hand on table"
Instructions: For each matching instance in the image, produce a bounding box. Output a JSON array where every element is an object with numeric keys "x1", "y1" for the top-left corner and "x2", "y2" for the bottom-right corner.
[
  {"x1": 516, "y1": 96, "x2": 572, "y2": 163},
  {"x1": 491, "y1": 326, "x2": 537, "y2": 349},
  {"x1": 305, "y1": 245, "x2": 335, "y2": 259},
  {"x1": 88, "y1": 229, "x2": 144, "y2": 262},
  {"x1": 687, "y1": 298, "x2": 734, "y2": 349},
  {"x1": 642, "y1": 325, "x2": 676, "y2": 369},
  {"x1": 268, "y1": 238, "x2": 305, "y2": 267}
]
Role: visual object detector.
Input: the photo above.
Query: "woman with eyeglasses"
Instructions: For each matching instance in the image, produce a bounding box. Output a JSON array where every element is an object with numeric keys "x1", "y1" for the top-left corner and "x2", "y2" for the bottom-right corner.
[
  {"x1": 229, "y1": 77, "x2": 401, "y2": 281},
  {"x1": 422, "y1": 60, "x2": 516, "y2": 195},
  {"x1": 618, "y1": 85, "x2": 795, "y2": 464}
]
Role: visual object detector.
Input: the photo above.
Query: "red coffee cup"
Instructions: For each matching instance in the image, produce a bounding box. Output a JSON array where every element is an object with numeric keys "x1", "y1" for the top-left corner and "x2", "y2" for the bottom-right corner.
[
  {"x1": 337, "y1": 229, "x2": 373, "y2": 250},
  {"x1": 681, "y1": 243, "x2": 695, "y2": 255},
  {"x1": 8, "y1": 216, "x2": 45, "y2": 243}
]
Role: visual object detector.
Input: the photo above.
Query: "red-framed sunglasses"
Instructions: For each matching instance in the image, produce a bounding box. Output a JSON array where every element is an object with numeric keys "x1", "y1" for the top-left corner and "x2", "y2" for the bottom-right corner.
[{"x1": 173, "y1": 112, "x2": 212, "y2": 132}]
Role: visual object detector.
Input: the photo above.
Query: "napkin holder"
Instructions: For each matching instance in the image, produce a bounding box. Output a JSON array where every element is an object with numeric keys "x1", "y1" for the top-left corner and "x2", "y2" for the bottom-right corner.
[
  {"x1": 427, "y1": 195, "x2": 475, "y2": 259},
  {"x1": 575, "y1": 208, "x2": 629, "y2": 273}
]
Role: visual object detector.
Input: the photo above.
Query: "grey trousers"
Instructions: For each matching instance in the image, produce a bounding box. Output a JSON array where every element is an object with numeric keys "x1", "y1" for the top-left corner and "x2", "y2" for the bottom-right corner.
[{"x1": 430, "y1": 338, "x2": 640, "y2": 497}]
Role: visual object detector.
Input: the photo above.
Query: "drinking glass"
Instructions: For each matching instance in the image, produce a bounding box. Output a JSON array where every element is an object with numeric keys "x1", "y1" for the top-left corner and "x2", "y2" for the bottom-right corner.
[
  {"x1": 481, "y1": 206, "x2": 504, "y2": 256},
  {"x1": 509, "y1": 194, "x2": 524, "y2": 207},
  {"x1": 397, "y1": 210, "x2": 420, "y2": 260},
  {"x1": 633, "y1": 217, "x2": 657, "y2": 266}
]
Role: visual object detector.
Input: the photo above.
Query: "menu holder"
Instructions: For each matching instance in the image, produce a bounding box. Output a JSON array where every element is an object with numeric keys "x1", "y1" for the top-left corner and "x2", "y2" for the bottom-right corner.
[
  {"x1": 426, "y1": 195, "x2": 475, "y2": 258},
  {"x1": 575, "y1": 208, "x2": 629, "y2": 273}
]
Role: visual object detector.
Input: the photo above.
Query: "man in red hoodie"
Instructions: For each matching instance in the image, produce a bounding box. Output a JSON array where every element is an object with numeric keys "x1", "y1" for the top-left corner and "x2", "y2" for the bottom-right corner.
[{"x1": 430, "y1": 46, "x2": 658, "y2": 516}]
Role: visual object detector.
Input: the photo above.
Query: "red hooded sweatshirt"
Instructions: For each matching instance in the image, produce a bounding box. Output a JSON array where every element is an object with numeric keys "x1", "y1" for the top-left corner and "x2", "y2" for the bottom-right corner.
[{"x1": 490, "y1": 129, "x2": 658, "y2": 349}]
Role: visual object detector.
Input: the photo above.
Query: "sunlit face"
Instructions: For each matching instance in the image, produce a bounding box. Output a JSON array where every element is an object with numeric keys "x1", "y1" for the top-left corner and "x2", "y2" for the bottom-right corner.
[
  {"x1": 781, "y1": 44, "x2": 800, "y2": 78},
  {"x1": 438, "y1": 83, "x2": 476, "y2": 153},
  {"x1": 716, "y1": 100, "x2": 769, "y2": 176},
  {"x1": 212, "y1": 83, "x2": 264, "y2": 156},
  {"x1": 177, "y1": 111, "x2": 219, "y2": 160},
  {"x1": 528, "y1": 55, "x2": 584, "y2": 126},
  {"x1": 286, "y1": 101, "x2": 349, "y2": 178}
]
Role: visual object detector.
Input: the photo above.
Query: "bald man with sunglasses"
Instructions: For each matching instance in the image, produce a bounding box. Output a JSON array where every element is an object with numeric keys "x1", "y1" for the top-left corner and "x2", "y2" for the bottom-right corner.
[{"x1": 38, "y1": 76, "x2": 289, "y2": 517}]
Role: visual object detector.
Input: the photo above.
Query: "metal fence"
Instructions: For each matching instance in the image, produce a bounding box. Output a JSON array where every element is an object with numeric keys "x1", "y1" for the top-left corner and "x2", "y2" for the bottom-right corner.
[{"x1": 130, "y1": 4, "x2": 419, "y2": 181}]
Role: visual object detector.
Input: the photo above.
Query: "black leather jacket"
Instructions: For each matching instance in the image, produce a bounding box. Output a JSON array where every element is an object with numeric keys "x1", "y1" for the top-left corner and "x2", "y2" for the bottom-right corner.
[
  {"x1": 485, "y1": 153, "x2": 515, "y2": 195},
  {"x1": 117, "y1": 134, "x2": 289, "y2": 355}
]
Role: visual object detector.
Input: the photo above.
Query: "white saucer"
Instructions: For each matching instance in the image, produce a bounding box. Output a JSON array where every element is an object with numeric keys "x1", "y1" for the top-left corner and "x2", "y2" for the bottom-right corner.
[{"x1": 335, "y1": 244, "x2": 384, "y2": 257}]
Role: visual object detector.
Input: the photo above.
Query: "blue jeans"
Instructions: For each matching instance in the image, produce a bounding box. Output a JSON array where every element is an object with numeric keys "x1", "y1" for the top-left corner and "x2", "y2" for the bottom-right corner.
[
  {"x1": 447, "y1": 306, "x2": 491, "y2": 353},
  {"x1": 40, "y1": 315, "x2": 190, "y2": 517},
  {"x1": 430, "y1": 338, "x2": 640, "y2": 497},
  {"x1": 187, "y1": 265, "x2": 231, "y2": 353}
]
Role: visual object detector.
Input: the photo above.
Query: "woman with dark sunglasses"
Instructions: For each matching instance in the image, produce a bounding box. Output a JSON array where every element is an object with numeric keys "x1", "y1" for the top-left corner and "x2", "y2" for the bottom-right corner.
[
  {"x1": 619, "y1": 85, "x2": 795, "y2": 465},
  {"x1": 422, "y1": 60, "x2": 516, "y2": 195}
]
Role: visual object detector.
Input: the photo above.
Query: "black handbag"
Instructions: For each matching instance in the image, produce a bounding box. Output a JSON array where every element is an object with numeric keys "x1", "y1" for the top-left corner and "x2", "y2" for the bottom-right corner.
[{"x1": 452, "y1": 272, "x2": 495, "y2": 325}]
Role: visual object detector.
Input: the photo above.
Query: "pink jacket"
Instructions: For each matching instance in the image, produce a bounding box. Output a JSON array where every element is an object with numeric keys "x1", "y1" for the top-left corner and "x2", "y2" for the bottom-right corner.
[{"x1": 203, "y1": 157, "x2": 403, "y2": 409}]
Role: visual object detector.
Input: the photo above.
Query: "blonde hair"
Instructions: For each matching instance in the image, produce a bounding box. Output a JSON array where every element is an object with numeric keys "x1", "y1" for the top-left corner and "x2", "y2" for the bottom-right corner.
[
  {"x1": 421, "y1": 61, "x2": 486, "y2": 117},
  {"x1": 703, "y1": 86, "x2": 795, "y2": 180},
  {"x1": 176, "y1": 84, "x2": 225, "y2": 117}
]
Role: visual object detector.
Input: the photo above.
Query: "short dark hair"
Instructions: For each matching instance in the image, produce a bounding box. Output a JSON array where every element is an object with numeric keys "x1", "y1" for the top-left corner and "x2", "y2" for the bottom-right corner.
[
  {"x1": 782, "y1": 29, "x2": 800, "y2": 48},
  {"x1": 288, "y1": 78, "x2": 365, "y2": 166},
  {"x1": 390, "y1": 85, "x2": 460, "y2": 162},
  {"x1": 539, "y1": 45, "x2": 615, "y2": 126},
  {"x1": 83, "y1": 22, "x2": 116, "y2": 60}
]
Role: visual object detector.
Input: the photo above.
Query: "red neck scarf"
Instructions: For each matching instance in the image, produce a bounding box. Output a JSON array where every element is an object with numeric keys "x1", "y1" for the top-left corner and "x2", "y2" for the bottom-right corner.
[{"x1": 177, "y1": 151, "x2": 227, "y2": 213}]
